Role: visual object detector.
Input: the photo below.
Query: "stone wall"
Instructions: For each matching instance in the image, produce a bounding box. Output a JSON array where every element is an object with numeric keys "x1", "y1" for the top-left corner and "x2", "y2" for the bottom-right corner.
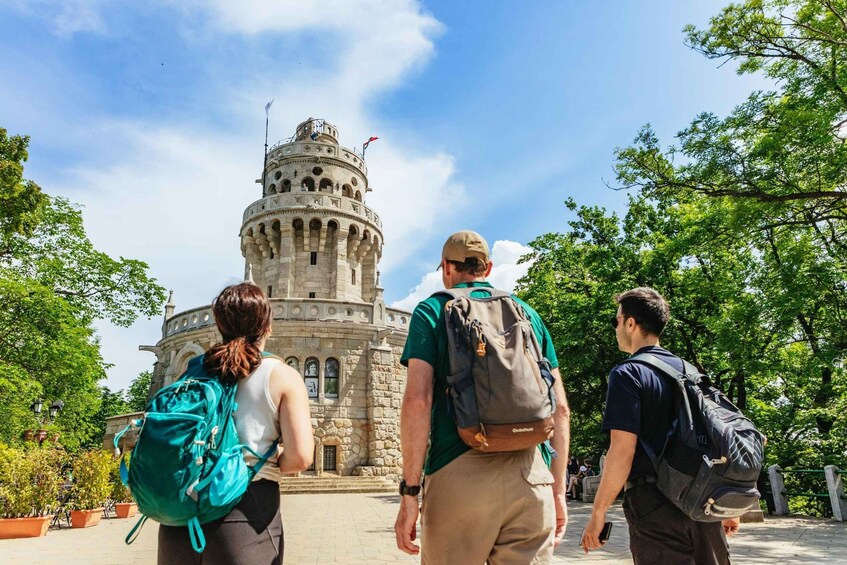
[{"x1": 140, "y1": 316, "x2": 408, "y2": 477}]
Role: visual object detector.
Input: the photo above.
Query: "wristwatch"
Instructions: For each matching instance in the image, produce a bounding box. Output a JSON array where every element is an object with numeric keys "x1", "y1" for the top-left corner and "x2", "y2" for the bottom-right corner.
[{"x1": 399, "y1": 480, "x2": 421, "y2": 497}]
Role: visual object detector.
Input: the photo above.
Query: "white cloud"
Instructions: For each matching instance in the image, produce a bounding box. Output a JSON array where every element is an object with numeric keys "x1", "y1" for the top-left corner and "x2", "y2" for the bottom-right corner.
[
  {"x1": 391, "y1": 240, "x2": 535, "y2": 312},
  {"x1": 487, "y1": 240, "x2": 534, "y2": 292},
  {"x1": 392, "y1": 270, "x2": 442, "y2": 312},
  {"x1": 6, "y1": 0, "x2": 107, "y2": 36},
  {"x1": 28, "y1": 0, "x2": 460, "y2": 391}
]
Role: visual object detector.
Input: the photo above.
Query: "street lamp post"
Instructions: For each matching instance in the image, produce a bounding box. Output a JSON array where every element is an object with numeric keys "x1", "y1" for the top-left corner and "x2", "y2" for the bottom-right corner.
[{"x1": 24, "y1": 398, "x2": 63, "y2": 444}]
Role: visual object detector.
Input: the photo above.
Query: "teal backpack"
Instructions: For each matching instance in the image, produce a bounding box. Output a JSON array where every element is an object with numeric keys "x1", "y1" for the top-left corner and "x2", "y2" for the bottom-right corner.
[{"x1": 113, "y1": 353, "x2": 280, "y2": 553}]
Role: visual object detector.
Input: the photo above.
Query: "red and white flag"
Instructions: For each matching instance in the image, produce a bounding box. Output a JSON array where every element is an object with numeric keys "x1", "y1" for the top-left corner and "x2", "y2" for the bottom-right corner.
[{"x1": 362, "y1": 136, "x2": 379, "y2": 151}]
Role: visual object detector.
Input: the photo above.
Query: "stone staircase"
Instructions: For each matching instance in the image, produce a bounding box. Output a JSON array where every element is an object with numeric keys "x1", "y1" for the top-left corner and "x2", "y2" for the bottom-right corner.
[{"x1": 279, "y1": 475, "x2": 396, "y2": 495}]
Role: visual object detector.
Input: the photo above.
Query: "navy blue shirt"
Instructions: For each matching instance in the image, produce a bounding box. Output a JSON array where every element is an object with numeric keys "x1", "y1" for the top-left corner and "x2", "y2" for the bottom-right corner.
[{"x1": 601, "y1": 345, "x2": 682, "y2": 481}]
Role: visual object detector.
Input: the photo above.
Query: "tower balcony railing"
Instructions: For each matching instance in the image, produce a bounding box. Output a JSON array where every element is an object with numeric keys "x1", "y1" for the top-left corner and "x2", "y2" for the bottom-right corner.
[
  {"x1": 242, "y1": 192, "x2": 382, "y2": 229},
  {"x1": 266, "y1": 139, "x2": 367, "y2": 174},
  {"x1": 162, "y1": 300, "x2": 411, "y2": 339}
]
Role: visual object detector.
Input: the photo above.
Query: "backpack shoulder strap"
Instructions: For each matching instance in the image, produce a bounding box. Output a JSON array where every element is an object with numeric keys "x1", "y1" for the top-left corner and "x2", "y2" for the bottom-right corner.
[
  {"x1": 625, "y1": 352, "x2": 701, "y2": 470},
  {"x1": 629, "y1": 352, "x2": 685, "y2": 381},
  {"x1": 431, "y1": 286, "x2": 511, "y2": 300},
  {"x1": 629, "y1": 353, "x2": 704, "y2": 383}
]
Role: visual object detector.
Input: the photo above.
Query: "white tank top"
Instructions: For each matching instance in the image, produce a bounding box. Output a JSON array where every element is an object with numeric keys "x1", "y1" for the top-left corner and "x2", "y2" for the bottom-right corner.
[{"x1": 234, "y1": 357, "x2": 282, "y2": 483}]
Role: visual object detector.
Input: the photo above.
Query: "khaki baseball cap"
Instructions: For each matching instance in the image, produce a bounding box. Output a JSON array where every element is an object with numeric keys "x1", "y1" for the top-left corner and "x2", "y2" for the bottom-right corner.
[{"x1": 437, "y1": 230, "x2": 490, "y2": 270}]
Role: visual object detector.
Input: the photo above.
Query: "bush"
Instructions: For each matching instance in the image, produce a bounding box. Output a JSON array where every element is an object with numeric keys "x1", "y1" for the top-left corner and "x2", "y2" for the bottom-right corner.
[
  {"x1": 70, "y1": 449, "x2": 112, "y2": 510},
  {"x1": 109, "y1": 454, "x2": 133, "y2": 503},
  {"x1": 0, "y1": 443, "x2": 64, "y2": 518}
]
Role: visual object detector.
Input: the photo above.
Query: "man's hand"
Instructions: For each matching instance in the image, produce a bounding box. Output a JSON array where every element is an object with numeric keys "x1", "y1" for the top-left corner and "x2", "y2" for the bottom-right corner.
[
  {"x1": 553, "y1": 489, "x2": 568, "y2": 545},
  {"x1": 394, "y1": 496, "x2": 420, "y2": 555},
  {"x1": 722, "y1": 517, "x2": 740, "y2": 537},
  {"x1": 582, "y1": 509, "x2": 607, "y2": 553}
]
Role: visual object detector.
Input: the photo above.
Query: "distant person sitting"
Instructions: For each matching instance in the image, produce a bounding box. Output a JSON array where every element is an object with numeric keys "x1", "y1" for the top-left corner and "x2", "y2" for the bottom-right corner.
[
  {"x1": 567, "y1": 456, "x2": 579, "y2": 479},
  {"x1": 568, "y1": 463, "x2": 588, "y2": 499}
]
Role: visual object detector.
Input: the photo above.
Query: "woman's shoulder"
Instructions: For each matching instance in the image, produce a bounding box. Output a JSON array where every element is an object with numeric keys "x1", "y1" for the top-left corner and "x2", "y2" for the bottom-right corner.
[{"x1": 268, "y1": 360, "x2": 301, "y2": 381}]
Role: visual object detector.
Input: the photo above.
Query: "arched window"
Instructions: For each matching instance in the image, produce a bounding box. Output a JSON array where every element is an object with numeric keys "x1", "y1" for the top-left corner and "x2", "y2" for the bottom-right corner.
[
  {"x1": 282, "y1": 179, "x2": 291, "y2": 193},
  {"x1": 342, "y1": 184, "x2": 352, "y2": 198},
  {"x1": 302, "y1": 177, "x2": 315, "y2": 192},
  {"x1": 319, "y1": 178, "x2": 333, "y2": 191},
  {"x1": 304, "y1": 357, "x2": 319, "y2": 398},
  {"x1": 355, "y1": 190, "x2": 362, "y2": 201},
  {"x1": 325, "y1": 358, "x2": 339, "y2": 398},
  {"x1": 286, "y1": 357, "x2": 299, "y2": 372}
]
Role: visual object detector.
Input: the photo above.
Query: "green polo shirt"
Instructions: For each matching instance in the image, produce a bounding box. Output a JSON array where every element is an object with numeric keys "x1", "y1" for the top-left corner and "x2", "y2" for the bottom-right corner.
[{"x1": 400, "y1": 281, "x2": 559, "y2": 475}]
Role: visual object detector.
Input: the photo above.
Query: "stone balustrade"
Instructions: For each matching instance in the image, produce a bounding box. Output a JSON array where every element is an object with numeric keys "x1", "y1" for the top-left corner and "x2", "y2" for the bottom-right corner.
[
  {"x1": 163, "y1": 304, "x2": 215, "y2": 338},
  {"x1": 163, "y1": 300, "x2": 410, "y2": 339},
  {"x1": 266, "y1": 140, "x2": 367, "y2": 175},
  {"x1": 243, "y1": 192, "x2": 382, "y2": 229}
]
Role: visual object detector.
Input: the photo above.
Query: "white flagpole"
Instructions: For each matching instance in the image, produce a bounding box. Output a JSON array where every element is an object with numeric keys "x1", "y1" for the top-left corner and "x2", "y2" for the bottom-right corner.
[{"x1": 262, "y1": 99, "x2": 274, "y2": 195}]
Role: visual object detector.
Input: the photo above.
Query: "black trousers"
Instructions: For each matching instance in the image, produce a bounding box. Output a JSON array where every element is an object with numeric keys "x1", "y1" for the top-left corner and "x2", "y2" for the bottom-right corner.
[
  {"x1": 158, "y1": 479, "x2": 283, "y2": 565},
  {"x1": 623, "y1": 484, "x2": 730, "y2": 565}
]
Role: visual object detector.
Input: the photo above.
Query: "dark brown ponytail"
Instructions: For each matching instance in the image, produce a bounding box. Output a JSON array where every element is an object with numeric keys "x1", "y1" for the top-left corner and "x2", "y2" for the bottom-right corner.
[{"x1": 203, "y1": 283, "x2": 272, "y2": 385}]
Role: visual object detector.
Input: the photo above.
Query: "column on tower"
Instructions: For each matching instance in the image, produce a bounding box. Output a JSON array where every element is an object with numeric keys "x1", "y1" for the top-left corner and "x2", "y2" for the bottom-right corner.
[
  {"x1": 345, "y1": 226, "x2": 364, "y2": 302},
  {"x1": 277, "y1": 222, "x2": 294, "y2": 298},
  {"x1": 241, "y1": 230, "x2": 260, "y2": 283},
  {"x1": 334, "y1": 224, "x2": 349, "y2": 300},
  {"x1": 361, "y1": 239, "x2": 380, "y2": 303}
]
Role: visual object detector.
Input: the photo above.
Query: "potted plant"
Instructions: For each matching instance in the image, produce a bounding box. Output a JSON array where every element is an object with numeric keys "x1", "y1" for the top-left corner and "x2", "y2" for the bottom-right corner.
[
  {"x1": 109, "y1": 455, "x2": 136, "y2": 518},
  {"x1": 0, "y1": 443, "x2": 63, "y2": 539},
  {"x1": 69, "y1": 449, "x2": 112, "y2": 528}
]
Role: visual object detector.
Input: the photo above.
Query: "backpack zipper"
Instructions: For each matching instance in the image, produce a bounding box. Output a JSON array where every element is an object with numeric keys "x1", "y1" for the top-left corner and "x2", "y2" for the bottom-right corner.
[
  {"x1": 472, "y1": 320, "x2": 486, "y2": 357},
  {"x1": 209, "y1": 426, "x2": 219, "y2": 450},
  {"x1": 703, "y1": 455, "x2": 728, "y2": 468}
]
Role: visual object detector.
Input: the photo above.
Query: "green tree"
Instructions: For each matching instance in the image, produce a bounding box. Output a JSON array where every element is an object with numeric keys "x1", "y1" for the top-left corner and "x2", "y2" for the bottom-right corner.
[
  {"x1": 125, "y1": 371, "x2": 152, "y2": 412},
  {"x1": 0, "y1": 128, "x2": 47, "y2": 242},
  {"x1": 519, "y1": 0, "x2": 847, "y2": 516},
  {"x1": 0, "y1": 129, "x2": 166, "y2": 448}
]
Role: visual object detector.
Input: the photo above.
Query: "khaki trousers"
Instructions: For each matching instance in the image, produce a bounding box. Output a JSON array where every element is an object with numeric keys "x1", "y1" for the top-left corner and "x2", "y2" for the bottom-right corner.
[{"x1": 421, "y1": 448, "x2": 555, "y2": 565}]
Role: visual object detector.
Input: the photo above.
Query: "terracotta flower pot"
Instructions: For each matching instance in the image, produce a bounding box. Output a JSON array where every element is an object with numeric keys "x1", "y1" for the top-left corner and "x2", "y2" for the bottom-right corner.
[
  {"x1": 70, "y1": 508, "x2": 103, "y2": 528},
  {"x1": 22, "y1": 430, "x2": 34, "y2": 441},
  {"x1": 35, "y1": 429, "x2": 48, "y2": 443},
  {"x1": 0, "y1": 515, "x2": 52, "y2": 539},
  {"x1": 114, "y1": 502, "x2": 138, "y2": 519}
]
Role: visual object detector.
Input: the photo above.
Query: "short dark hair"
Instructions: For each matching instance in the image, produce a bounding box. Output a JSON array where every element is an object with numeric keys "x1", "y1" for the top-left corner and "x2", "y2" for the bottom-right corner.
[
  {"x1": 615, "y1": 287, "x2": 670, "y2": 336},
  {"x1": 446, "y1": 258, "x2": 487, "y2": 276}
]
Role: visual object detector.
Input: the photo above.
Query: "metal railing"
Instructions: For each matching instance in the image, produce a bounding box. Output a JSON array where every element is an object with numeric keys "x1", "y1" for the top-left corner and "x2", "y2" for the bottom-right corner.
[{"x1": 767, "y1": 464, "x2": 847, "y2": 520}]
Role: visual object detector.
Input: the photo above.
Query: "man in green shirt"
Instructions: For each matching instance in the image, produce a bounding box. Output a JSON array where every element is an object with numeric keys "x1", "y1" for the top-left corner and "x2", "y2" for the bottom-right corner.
[{"x1": 394, "y1": 230, "x2": 571, "y2": 564}]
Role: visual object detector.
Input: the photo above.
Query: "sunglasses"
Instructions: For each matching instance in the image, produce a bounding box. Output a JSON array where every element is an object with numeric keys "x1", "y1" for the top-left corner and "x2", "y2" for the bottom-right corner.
[{"x1": 610, "y1": 315, "x2": 638, "y2": 329}]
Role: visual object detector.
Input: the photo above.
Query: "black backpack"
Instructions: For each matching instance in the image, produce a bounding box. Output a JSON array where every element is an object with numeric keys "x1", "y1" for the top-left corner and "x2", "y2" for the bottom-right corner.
[{"x1": 631, "y1": 353, "x2": 765, "y2": 522}]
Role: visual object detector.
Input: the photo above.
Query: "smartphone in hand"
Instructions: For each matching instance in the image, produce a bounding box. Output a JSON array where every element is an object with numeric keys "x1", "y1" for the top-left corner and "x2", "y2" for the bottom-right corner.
[{"x1": 579, "y1": 522, "x2": 613, "y2": 546}]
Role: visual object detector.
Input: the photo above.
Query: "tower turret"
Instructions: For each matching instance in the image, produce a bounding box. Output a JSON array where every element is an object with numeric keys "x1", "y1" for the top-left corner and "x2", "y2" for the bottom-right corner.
[{"x1": 241, "y1": 119, "x2": 382, "y2": 308}]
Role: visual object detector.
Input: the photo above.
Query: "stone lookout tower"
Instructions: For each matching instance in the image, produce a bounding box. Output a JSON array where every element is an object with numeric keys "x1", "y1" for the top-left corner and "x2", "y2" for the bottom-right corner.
[{"x1": 109, "y1": 118, "x2": 411, "y2": 478}]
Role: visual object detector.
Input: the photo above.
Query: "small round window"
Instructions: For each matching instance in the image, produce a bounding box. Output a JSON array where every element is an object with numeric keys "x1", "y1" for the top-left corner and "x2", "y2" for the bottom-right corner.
[{"x1": 312, "y1": 167, "x2": 323, "y2": 176}]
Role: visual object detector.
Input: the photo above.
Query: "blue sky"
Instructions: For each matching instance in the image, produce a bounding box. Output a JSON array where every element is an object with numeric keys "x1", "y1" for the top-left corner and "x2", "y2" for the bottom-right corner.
[{"x1": 0, "y1": 1, "x2": 769, "y2": 391}]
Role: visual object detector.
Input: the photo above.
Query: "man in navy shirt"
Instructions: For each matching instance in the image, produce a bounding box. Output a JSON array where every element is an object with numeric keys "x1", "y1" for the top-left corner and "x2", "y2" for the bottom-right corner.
[{"x1": 583, "y1": 287, "x2": 740, "y2": 564}]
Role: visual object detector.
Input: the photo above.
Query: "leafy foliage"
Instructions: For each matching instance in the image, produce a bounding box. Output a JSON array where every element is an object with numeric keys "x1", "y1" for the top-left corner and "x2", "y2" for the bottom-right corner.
[
  {"x1": 0, "y1": 129, "x2": 166, "y2": 448},
  {"x1": 126, "y1": 371, "x2": 153, "y2": 412},
  {"x1": 0, "y1": 443, "x2": 66, "y2": 518},
  {"x1": 109, "y1": 454, "x2": 133, "y2": 503},
  {"x1": 70, "y1": 449, "x2": 113, "y2": 510},
  {"x1": 518, "y1": 1, "x2": 847, "y2": 516}
]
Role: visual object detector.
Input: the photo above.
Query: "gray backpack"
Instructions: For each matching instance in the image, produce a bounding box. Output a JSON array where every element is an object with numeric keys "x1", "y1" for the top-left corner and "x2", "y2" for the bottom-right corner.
[
  {"x1": 632, "y1": 353, "x2": 764, "y2": 522},
  {"x1": 437, "y1": 288, "x2": 556, "y2": 452}
]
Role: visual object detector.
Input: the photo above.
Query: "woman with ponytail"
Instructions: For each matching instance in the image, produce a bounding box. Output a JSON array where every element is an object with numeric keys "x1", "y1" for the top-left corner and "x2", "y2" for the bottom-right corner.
[{"x1": 158, "y1": 283, "x2": 313, "y2": 564}]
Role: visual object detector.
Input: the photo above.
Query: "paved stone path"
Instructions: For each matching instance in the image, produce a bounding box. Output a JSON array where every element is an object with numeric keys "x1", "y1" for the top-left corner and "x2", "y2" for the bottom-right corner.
[{"x1": 1, "y1": 495, "x2": 845, "y2": 564}]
